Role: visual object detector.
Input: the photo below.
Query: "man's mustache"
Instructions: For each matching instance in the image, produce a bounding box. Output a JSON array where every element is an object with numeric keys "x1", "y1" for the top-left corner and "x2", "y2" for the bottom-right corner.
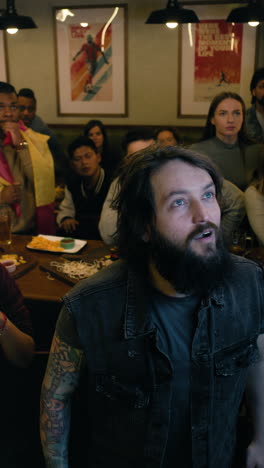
[
  {"x1": 186, "y1": 222, "x2": 219, "y2": 244},
  {"x1": 257, "y1": 96, "x2": 264, "y2": 106}
]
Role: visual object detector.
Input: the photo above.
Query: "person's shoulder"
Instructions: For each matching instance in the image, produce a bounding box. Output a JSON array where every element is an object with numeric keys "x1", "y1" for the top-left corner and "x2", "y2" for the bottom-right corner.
[
  {"x1": 230, "y1": 254, "x2": 264, "y2": 277},
  {"x1": 245, "y1": 184, "x2": 257, "y2": 195},
  {"x1": 64, "y1": 259, "x2": 128, "y2": 302},
  {"x1": 105, "y1": 177, "x2": 119, "y2": 197},
  {"x1": 222, "y1": 179, "x2": 243, "y2": 196},
  {"x1": 245, "y1": 105, "x2": 256, "y2": 118},
  {"x1": 30, "y1": 115, "x2": 52, "y2": 136},
  {"x1": 190, "y1": 138, "x2": 214, "y2": 152},
  {"x1": 244, "y1": 141, "x2": 264, "y2": 155}
]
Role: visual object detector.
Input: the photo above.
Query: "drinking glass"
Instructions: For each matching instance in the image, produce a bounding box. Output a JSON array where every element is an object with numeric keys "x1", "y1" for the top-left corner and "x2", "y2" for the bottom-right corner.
[
  {"x1": 230, "y1": 230, "x2": 246, "y2": 255},
  {"x1": 0, "y1": 204, "x2": 12, "y2": 245}
]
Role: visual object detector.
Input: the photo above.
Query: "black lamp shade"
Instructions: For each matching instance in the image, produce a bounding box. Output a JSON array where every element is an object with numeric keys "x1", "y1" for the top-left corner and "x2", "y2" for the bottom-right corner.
[
  {"x1": 146, "y1": 1, "x2": 199, "y2": 24},
  {"x1": 0, "y1": 0, "x2": 37, "y2": 30},
  {"x1": 226, "y1": 5, "x2": 264, "y2": 23},
  {"x1": 0, "y1": 14, "x2": 37, "y2": 29},
  {"x1": 146, "y1": 7, "x2": 199, "y2": 24}
]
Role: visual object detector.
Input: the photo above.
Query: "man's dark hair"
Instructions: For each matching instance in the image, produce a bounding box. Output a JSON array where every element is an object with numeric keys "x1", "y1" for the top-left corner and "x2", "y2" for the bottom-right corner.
[
  {"x1": 155, "y1": 126, "x2": 180, "y2": 144},
  {"x1": 202, "y1": 91, "x2": 250, "y2": 144},
  {"x1": 122, "y1": 127, "x2": 155, "y2": 152},
  {"x1": 68, "y1": 136, "x2": 97, "y2": 159},
  {"x1": 18, "y1": 88, "x2": 36, "y2": 103},
  {"x1": 112, "y1": 145, "x2": 223, "y2": 267},
  {"x1": 0, "y1": 82, "x2": 17, "y2": 95},
  {"x1": 250, "y1": 68, "x2": 264, "y2": 104}
]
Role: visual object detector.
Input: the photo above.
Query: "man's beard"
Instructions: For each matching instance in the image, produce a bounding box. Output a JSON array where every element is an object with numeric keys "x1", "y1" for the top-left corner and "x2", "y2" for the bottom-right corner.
[
  {"x1": 256, "y1": 95, "x2": 264, "y2": 107},
  {"x1": 149, "y1": 223, "x2": 233, "y2": 296}
]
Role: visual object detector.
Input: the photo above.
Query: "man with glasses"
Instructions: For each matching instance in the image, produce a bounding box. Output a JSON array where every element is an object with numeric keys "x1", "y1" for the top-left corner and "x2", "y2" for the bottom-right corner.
[{"x1": 0, "y1": 81, "x2": 55, "y2": 234}]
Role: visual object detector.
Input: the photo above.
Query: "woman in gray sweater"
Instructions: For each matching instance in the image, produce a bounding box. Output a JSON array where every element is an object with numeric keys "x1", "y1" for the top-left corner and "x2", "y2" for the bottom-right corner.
[{"x1": 190, "y1": 92, "x2": 264, "y2": 190}]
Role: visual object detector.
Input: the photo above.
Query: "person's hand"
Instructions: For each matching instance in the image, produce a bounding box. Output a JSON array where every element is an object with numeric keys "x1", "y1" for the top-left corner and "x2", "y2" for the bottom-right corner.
[
  {"x1": 0, "y1": 183, "x2": 21, "y2": 204},
  {"x1": 247, "y1": 441, "x2": 264, "y2": 467},
  {"x1": 60, "y1": 218, "x2": 79, "y2": 233},
  {"x1": 1, "y1": 121, "x2": 23, "y2": 146}
]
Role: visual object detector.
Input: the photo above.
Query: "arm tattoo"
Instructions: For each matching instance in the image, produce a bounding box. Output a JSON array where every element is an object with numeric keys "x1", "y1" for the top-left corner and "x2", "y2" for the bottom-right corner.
[{"x1": 40, "y1": 333, "x2": 84, "y2": 468}]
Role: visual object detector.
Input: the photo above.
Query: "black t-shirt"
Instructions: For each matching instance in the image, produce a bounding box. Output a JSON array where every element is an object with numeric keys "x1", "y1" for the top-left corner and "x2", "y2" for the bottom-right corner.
[{"x1": 148, "y1": 288, "x2": 201, "y2": 468}]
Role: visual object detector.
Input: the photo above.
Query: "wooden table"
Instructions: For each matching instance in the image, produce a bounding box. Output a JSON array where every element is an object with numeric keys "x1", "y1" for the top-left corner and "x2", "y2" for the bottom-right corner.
[
  {"x1": 1, "y1": 235, "x2": 104, "y2": 351},
  {"x1": 4, "y1": 234, "x2": 104, "y2": 302}
]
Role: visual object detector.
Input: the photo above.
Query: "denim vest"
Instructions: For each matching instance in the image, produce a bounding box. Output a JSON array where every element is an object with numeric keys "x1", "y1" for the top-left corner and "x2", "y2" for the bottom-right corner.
[
  {"x1": 64, "y1": 255, "x2": 264, "y2": 468},
  {"x1": 245, "y1": 105, "x2": 264, "y2": 143}
]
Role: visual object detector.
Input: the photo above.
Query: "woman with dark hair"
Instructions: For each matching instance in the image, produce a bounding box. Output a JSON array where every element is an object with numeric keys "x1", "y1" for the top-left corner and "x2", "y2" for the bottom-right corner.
[
  {"x1": 83, "y1": 119, "x2": 119, "y2": 177},
  {"x1": 245, "y1": 161, "x2": 264, "y2": 245},
  {"x1": 155, "y1": 126, "x2": 180, "y2": 147},
  {"x1": 190, "y1": 92, "x2": 264, "y2": 190}
]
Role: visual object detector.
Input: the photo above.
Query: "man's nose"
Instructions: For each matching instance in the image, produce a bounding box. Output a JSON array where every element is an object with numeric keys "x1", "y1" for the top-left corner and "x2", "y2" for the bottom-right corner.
[
  {"x1": 4, "y1": 106, "x2": 12, "y2": 116},
  {"x1": 191, "y1": 200, "x2": 209, "y2": 224}
]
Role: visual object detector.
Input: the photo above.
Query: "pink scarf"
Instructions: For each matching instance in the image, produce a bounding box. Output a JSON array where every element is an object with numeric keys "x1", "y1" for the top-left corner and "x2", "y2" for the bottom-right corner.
[
  {"x1": 0, "y1": 121, "x2": 56, "y2": 234},
  {"x1": 0, "y1": 121, "x2": 27, "y2": 217}
]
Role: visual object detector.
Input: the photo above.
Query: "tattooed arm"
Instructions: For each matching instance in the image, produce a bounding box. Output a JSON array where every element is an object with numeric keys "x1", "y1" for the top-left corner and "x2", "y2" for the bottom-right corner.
[{"x1": 40, "y1": 333, "x2": 84, "y2": 468}]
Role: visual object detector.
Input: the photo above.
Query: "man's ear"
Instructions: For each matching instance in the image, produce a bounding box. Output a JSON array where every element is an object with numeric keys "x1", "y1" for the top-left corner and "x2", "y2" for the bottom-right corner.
[{"x1": 142, "y1": 228, "x2": 150, "y2": 242}]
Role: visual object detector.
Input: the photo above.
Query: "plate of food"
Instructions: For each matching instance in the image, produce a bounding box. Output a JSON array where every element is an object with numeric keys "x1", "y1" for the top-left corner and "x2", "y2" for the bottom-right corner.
[
  {"x1": 39, "y1": 248, "x2": 118, "y2": 285},
  {"x1": 0, "y1": 251, "x2": 38, "y2": 278},
  {"x1": 26, "y1": 235, "x2": 87, "y2": 254}
]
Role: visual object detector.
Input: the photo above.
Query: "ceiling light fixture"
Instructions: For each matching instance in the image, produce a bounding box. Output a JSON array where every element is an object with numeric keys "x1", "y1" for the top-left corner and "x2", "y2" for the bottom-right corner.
[
  {"x1": 0, "y1": 0, "x2": 37, "y2": 34},
  {"x1": 226, "y1": 0, "x2": 264, "y2": 27},
  {"x1": 145, "y1": 0, "x2": 199, "y2": 29}
]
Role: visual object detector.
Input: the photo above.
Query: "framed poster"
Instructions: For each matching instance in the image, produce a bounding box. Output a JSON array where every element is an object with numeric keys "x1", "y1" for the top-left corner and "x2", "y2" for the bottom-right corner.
[
  {"x1": 54, "y1": 5, "x2": 127, "y2": 116},
  {"x1": 179, "y1": 3, "x2": 257, "y2": 118},
  {"x1": 0, "y1": 31, "x2": 8, "y2": 82}
]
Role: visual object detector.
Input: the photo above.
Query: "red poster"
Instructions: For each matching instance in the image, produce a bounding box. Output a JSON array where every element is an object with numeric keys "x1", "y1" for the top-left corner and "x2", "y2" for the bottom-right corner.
[
  {"x1": 69, "y1": 24, "x2": 112, "y2": 102},
  {"x1": 194, "y1": 20, "x2": 243, "y2": 101}
]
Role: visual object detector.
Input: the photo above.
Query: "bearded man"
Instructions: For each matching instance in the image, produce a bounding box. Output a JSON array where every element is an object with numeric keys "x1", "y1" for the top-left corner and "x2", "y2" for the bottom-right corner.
[
  {"x1": 40, "y1": 146, "x2": 264, "y2": 468},
  {"x1": 245, "y1": 67, "x2": 264, "y2": 143}
]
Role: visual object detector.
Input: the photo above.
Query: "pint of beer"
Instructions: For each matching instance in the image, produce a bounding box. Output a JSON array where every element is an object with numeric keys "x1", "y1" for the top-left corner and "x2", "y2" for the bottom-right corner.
[{"x1": 0, "y1": 205, "x2": 12, "y2": 245}]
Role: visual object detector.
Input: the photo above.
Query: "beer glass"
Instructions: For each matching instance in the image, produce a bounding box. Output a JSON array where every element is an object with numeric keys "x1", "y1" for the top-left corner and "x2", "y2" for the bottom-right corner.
[{"x1": 0, "y1": 204, "x2": 12, "y2": 245}]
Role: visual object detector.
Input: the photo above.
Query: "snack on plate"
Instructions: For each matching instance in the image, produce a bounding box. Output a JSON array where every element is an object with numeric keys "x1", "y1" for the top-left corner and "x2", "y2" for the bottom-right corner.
[
  {"x1": 28, "y1": 236, "x2": 64, "y2": 252},
  {"x1": 50, "y1": 256, "x2": 113, "y2": 280},
  {"x1": 0, "y1": 254, "x2": 26, "y2": 266}
]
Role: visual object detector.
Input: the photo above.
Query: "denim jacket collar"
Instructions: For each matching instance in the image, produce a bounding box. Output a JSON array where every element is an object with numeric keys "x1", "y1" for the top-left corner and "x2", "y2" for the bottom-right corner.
[{"x1": 123, "y1": 265, "x2": 224, "y2": 339}]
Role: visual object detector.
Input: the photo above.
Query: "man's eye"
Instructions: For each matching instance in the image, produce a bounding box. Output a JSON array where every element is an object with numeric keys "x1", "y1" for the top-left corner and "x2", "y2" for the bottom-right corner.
[
  {"x1": 172, "y1": 199, "x2": 186, "y2": 207},
  {"x1": 203, "y1": 191, "x2": 215, "y2": 200}
]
